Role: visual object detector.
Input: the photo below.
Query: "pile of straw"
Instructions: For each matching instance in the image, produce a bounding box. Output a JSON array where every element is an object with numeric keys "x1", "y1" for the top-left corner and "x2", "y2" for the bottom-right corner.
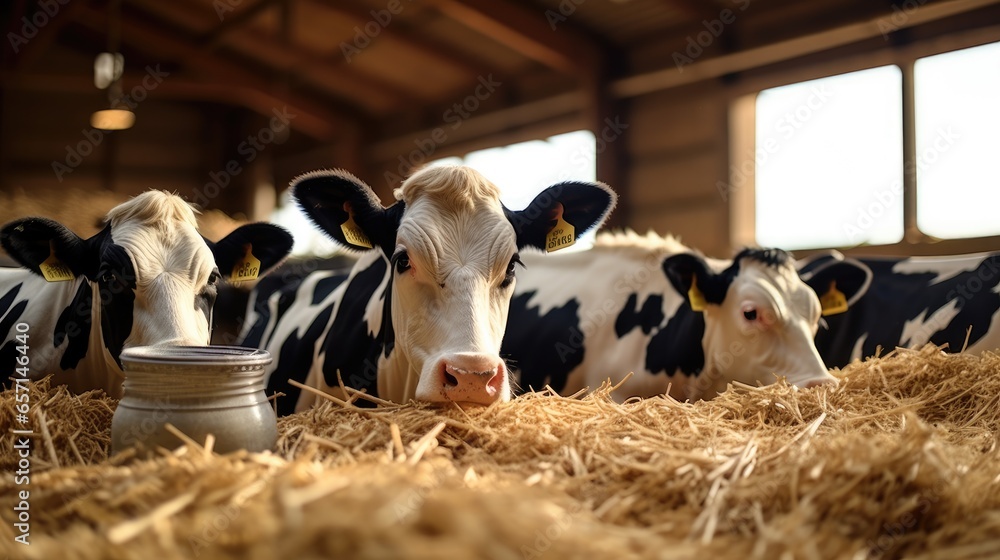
[{"x1": 2, "y1": 345, "x2": 999, "y2": 559}]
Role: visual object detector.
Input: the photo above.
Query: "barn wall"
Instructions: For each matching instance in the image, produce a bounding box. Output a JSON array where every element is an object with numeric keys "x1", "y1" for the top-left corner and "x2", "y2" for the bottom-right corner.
[{"x1": 622, "y1": 83, "x2": 731, "y2": 257}]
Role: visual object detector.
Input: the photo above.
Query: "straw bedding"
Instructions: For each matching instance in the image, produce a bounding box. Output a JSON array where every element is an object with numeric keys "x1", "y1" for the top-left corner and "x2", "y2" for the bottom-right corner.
[{"x1": 2, "y1": 345, "x2": 999, "y2": 559}]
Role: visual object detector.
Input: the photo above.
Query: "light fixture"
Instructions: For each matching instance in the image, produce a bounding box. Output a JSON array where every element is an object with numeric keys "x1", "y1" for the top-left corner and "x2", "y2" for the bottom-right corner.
[
  {"x1": 90, "y1": 108, "x2": 135, "y2": 130},
  {"x1": 90, "y1": 0, "x2": 134, "y2": 131}
]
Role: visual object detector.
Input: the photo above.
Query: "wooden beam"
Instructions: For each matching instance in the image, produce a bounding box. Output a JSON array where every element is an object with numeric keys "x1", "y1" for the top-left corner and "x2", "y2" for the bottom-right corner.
[
  {"x1": 74, "y1": 5, "x2": 347, "y2": 141},
  {"x1": 128, "y1": 0, "x2": 413, "y2": 113},
  {"x1": 3, "y1": 72, "x2": 362, "y2": 144},
  {"x1": 309, "y1": 0, "x2": 485, "y2": 77},
  {"x1": 425, "y1": 0, "x2": 600, "y2": 75},
  {"x1": 10, "y1": 0, "x2": 90, "y2": 71},
  {"x1": 199, "y1": 0, "x2": 284, "y2": 48},
  {"x1": 612, "y1": 0, "x2": 1000, "y2": 98}
]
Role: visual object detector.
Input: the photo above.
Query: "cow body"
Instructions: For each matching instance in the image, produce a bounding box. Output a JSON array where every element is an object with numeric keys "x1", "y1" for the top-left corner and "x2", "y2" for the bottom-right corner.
[
  {"x1": 502, "y1": 231, "x2": 871, "y2": 401},
  {"x1": 239, "y1": 166, "x2": 616, "y2": 415},
  {"x1": 0, "y1": 191, "x2": 293, "y2": 396},
  {"x1": 813, "y1": 251, "x2": 1000, "y2": 366}
]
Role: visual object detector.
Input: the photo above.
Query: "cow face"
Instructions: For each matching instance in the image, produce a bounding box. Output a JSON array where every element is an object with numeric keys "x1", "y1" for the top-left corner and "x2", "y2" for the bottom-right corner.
[
  {"x1": 663, "y1": 249, "x2": 871, "y2": 398},
  {"x1": 293, "y1": 166, "x2": 616, "y2": 406},
  {"x1": 1, "y1": 191, "x2": 293, "y2": 367}
]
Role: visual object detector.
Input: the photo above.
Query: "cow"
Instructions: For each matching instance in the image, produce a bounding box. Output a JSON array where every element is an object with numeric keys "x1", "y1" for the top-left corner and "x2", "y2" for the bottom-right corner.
[
  {"x1": 807, "y1": 250, "x2": 1000, "y2": 367},
  {"x1": 500, "y1": 231, "x2": 873, "y2": 402},
  {"x1": 0, "y1": 190, "x2": 294, "y2": 397},
  {"x1": 238, "y1": 165, "x2": 617, "y2": 415}
]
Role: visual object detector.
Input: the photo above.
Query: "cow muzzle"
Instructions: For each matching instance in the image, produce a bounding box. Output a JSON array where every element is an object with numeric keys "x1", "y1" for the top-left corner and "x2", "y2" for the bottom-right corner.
[{"x1": 436, "y1": 353, "x2": 507, "y2": 406}]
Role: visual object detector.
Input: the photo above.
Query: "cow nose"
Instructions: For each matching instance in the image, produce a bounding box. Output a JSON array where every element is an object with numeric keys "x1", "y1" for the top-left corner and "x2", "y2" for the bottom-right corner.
[{"x1": 441, "y1": 353, "x2": 506, "y2": 406}]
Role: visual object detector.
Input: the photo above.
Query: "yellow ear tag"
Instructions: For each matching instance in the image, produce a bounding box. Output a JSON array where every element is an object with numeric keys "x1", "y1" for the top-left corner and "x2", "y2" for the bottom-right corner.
[
  {"x1": 39, "y1": 243, "x2": 74, "y2": 282},
  {"x1": 820, "y1": 280, "x2": 849, "y2": 316},
  {"x1": 688, "y1": 275, "x2": 707, "y2": 312},
  {"x1": 340, "y1": 204, "x2": 373, "y2": 249},
  {"x1": 231, "y1": 244, "x2": 261, "y2": 283},
  {"x1": 545, "y1": 207, "x2": 575, "y2": 253}
]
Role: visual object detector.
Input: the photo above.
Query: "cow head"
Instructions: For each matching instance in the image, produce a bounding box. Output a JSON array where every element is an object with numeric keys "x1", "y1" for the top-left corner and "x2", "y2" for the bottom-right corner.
[
  {"x1": 294, "y1": 166, "x2": 616, "y2": 406},
  {"x1": 663, "y1": 248, "x2": 871, "y2": 398},
  {"x1": 0, "y1": 191, "x2": 293, "y2": 367}
]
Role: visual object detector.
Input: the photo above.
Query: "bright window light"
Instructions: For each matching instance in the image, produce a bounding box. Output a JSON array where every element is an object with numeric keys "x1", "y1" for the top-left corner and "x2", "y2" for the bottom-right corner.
[
  {"x1": 915, "y1": 41, "x2": 1000, "y2": 239},
  {"x1": 430, "y1": 130, "x2": 597, "y2": 210},
  {"x1": 754, "y1": 66, "x2": 904, "y2": 250}
]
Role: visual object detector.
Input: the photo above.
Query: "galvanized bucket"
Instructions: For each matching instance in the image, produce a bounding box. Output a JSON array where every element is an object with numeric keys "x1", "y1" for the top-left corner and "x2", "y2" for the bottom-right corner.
[{"x1": 111, "y1": 346, "x2": 277, "y2": 456}]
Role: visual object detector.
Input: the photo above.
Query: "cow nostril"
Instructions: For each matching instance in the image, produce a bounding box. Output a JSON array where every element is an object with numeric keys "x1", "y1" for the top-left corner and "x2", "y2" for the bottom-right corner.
[{"x1": 444, "y1": 372, "x2": 458, "y2": 387}]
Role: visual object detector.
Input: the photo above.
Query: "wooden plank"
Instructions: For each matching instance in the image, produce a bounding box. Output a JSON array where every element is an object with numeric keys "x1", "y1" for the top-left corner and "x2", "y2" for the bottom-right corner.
[
  {"x1": 629, "y1": 88, "x2": 722, "y2": 158},
  {"x1": 630, "y1": 151, "x2": 723, "y2": 208},
  {"x1": 613, "y1": 0, "x2": 1000, "y2": 98},
  {"x1": 425, "y1": 0, "x2": 600, "y2": 75}
]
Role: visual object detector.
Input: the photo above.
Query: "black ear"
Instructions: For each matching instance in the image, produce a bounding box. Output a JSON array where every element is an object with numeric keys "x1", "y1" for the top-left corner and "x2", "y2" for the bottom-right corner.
[
  {"x1": 505, "y1": 181, "x2": 617, "y2": 251},
  {"x1": 662, "y1": 253, "x2": 730, "y2": 307},
  {"x1": 209, "y1": 223, "x2": 295, "y2": 280},
  {"x1": 0, "y1": 218, "x2": 106, "y2": 280},
  {"x1": 292, "y1": 169, "x2": 401, "y2": 256},
  {"x1": 800, "y1": 258, "x2": 872, "y2": 309}
]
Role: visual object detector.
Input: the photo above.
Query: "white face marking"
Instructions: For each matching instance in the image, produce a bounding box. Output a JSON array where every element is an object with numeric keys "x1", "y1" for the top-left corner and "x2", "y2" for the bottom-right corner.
[
  {"x1": 378, "y1": 193, "x2": 516, "y2": 405},
  {"x1": 697, "y1": 260, "x2": 836, "y2": 398},
  {"x1": 106, "y1": 194, "x2": 218, "y2": 350}
]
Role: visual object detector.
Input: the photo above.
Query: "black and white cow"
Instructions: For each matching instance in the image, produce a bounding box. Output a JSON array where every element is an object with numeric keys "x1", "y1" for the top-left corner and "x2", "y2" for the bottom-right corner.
[
  {"x1": 0, "y1": 191, "x2": 293, "y2": 396},
  {"x1": 501, "y1": 231, "x2": 872, "y2": 401},
  {"x1": 808, "y1": 250, "x2": 1000, "y2": 367},
  {"x1": 239, "y1": 166, "x2": 616, "y2": 414}
]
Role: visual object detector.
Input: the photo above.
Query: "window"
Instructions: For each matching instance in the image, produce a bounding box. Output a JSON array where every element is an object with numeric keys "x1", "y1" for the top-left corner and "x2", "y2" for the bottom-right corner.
[
  {"x1": 754, "y1": 66, "x2": 903, "y2": 250},
  {"x1": 429, "y1": 130, "x2": 597, "y2": 211},
  {"x1": 914, "y1": 41, "x2": 1000, "y2": 239},
  {"x1": 745, "y1": 40, "x2": 1000, "y2": 250}
]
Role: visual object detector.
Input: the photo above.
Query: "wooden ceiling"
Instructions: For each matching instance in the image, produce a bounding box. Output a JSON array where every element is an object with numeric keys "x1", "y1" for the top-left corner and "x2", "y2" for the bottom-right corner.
[{"x1": 3, "y1": 0, "x2": 997, "y2": 152}]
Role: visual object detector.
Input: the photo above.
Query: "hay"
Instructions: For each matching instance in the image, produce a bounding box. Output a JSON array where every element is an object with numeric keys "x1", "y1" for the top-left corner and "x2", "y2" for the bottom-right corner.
[{"x1": 2, "y1": 345, "x2": 1000, "y2": 559}]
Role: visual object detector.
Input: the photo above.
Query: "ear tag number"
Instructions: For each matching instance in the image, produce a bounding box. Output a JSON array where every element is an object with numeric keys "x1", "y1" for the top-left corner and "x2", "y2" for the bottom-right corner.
[
  {"x1": 231, "y1": 244, "x2": 261, "y2": 283},
  {"x1": 545, "y1": 206, "x2": 575, "y2": 253},
  {"x1": 687, "y1": 274, "x2": 707, "y2": 312},
  {"x1": 39, "y1": 243, "x2": 74, "y2": 282},
  {"x1": 820, "y1": 280, "x2": 849, "y2": 316},
  {"x1": 341, "y1": 203, "x2": 373, "y2": 249}
]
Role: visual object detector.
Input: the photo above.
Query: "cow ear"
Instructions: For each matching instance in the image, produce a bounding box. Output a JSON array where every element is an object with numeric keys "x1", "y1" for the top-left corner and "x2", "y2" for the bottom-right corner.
[
  {"x1": 208, "y1": 223, "x2": 294, "y2": 282},
  {"x1": 0, "y1": 218, "x2": 104, "y2": 280},
  {"x1": 506, "y1": 181, "x2": 617, "y2": 251},
  {"x1": 800, "y1": 258, "x2": 872, "y2": 315},
  {"x1": 292, "y1": 169, "x2": 400, "y2": 256},
  {"x1": 662, "y1": 253, "x2": 729, "y2": 310}
]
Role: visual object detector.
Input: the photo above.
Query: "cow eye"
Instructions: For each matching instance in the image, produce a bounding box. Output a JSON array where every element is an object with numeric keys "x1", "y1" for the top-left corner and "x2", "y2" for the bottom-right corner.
[
  {"x1": 207, "y1": 271, "x2": 221, "y2": 287},
  {"x1": 101, "y1": 272, "x2": 116, "y2": 285},
  {"x1": 742, "y1": 307, "x2": 758, "y2": 322},
  {"x1": 500, "y1": 253, "x2": 522, "y2": 289},
  {"x1": 393, "y1": 251, "x2": 411, "y2": 274}
]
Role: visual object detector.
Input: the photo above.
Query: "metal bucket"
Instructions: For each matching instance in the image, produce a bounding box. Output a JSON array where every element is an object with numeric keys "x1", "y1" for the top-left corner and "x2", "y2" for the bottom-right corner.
[{"x1": 111, "y1": 346, "x2": 277, "y2": 456}]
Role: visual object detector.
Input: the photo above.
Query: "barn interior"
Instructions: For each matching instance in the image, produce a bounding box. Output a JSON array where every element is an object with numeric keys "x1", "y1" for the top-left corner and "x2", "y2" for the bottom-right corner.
[
  {"x1": 4, "y1": 0, "x2": 999, "y2": 259},
  {"x1": 3, "y1": 1, "x2": 1000, "y2": 558}
]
